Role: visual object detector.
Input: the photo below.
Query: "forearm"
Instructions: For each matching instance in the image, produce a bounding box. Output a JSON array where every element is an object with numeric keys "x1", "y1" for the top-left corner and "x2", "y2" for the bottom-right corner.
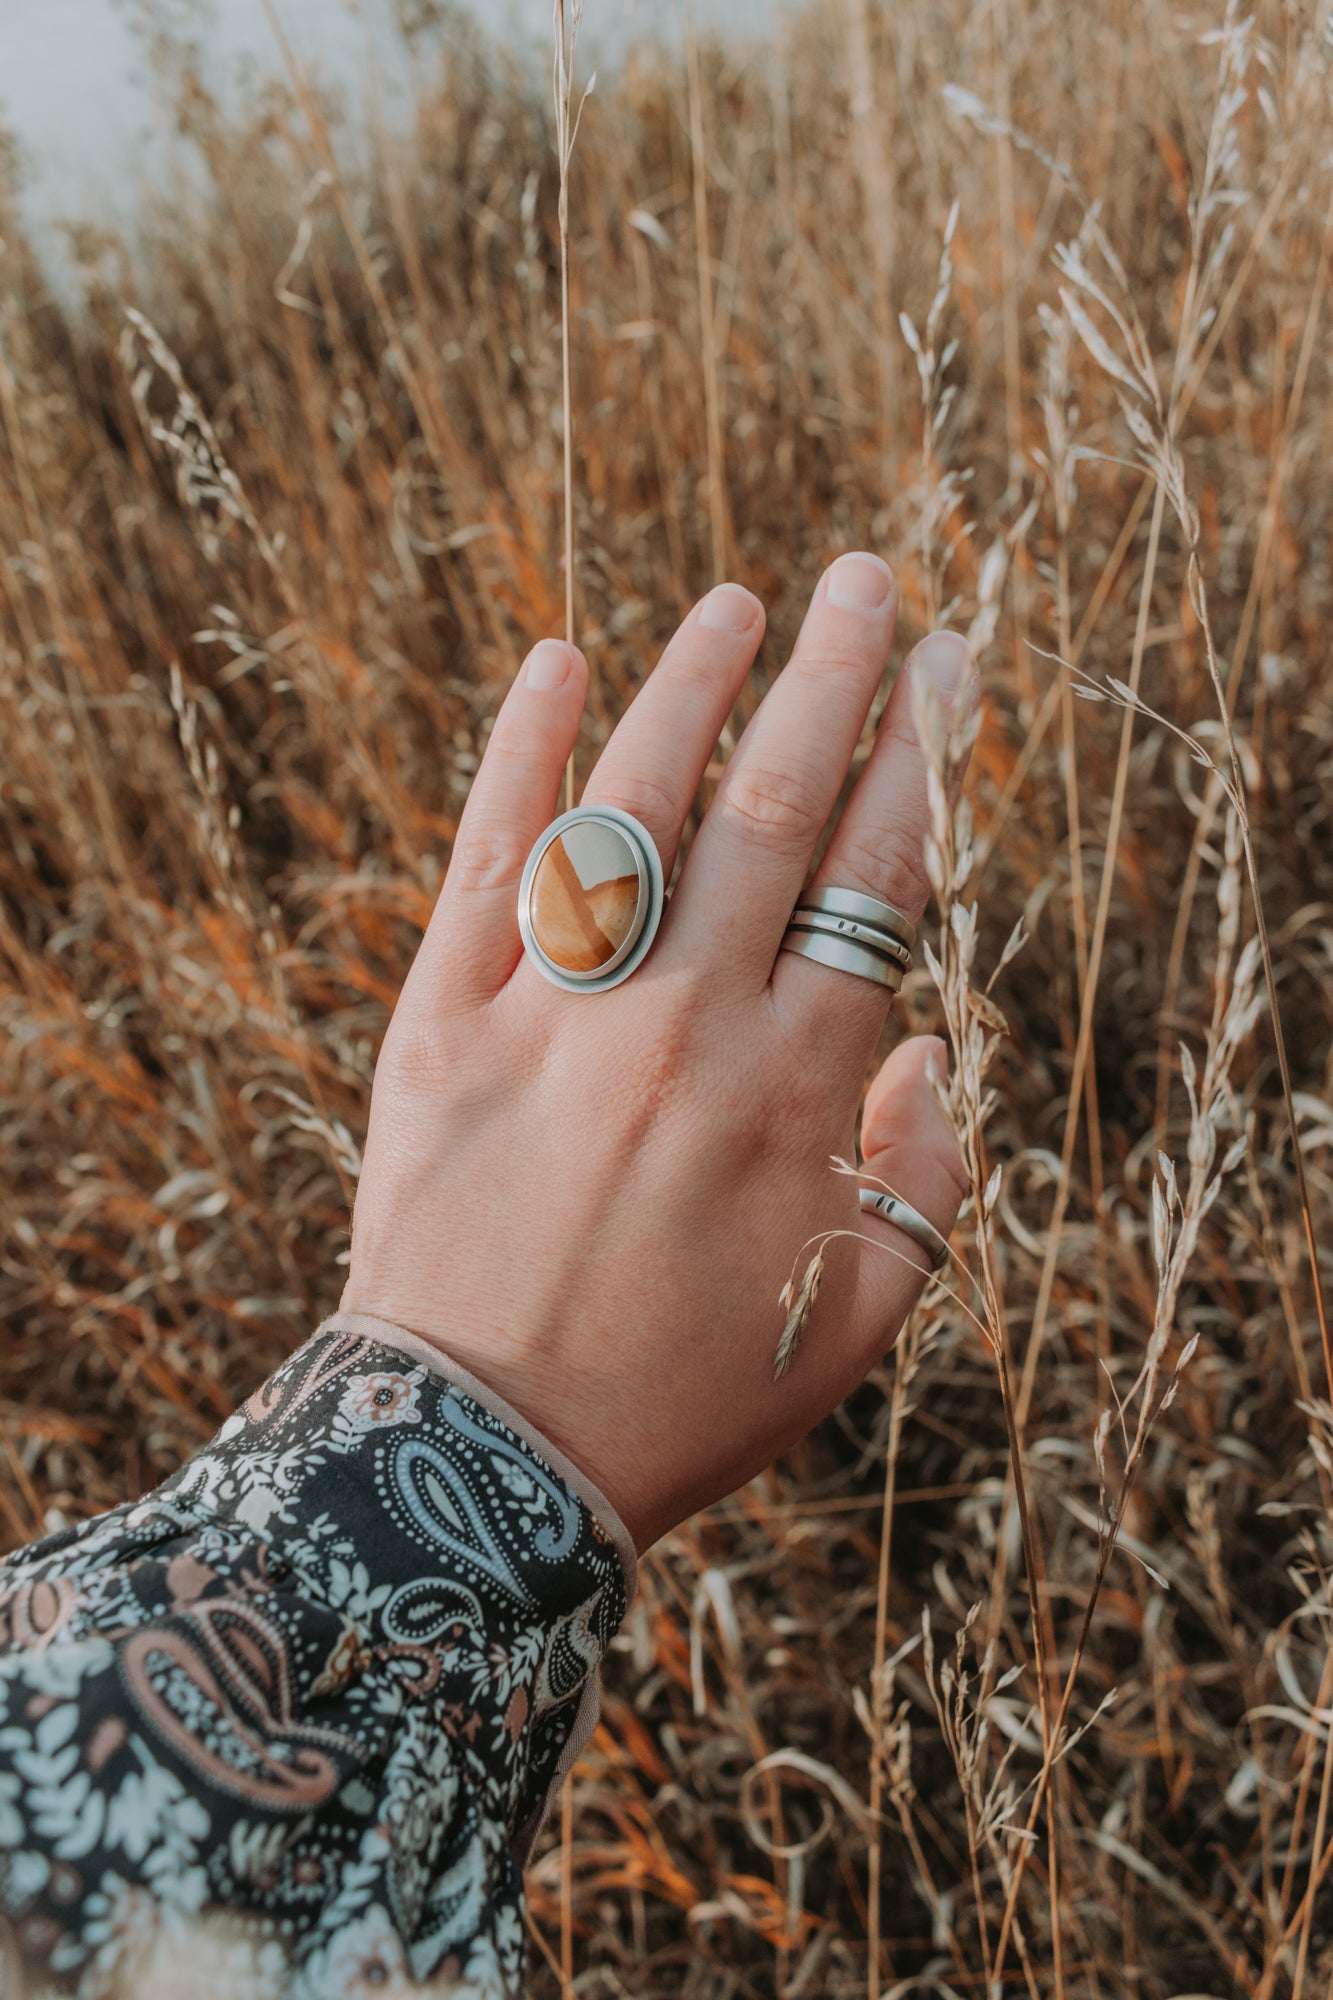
[{"x1": 0, "y1": 1316, "x2": 635, "y2": 1999}]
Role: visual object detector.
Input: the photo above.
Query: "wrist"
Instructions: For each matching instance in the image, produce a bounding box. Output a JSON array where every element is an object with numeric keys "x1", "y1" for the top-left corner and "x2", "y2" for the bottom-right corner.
[{"x1": 319, "y1": 1307, "x2": 640, "y2": 1596}]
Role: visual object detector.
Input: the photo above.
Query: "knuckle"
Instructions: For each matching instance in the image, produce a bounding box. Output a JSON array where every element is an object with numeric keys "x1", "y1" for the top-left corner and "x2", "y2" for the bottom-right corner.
[
  {"x1": 716, "y1": 761, "x2": 821, "y2": 853},
  {"x1": 795, "y1": 643, "x2": 879, "y2": 687},
  {"x1": 444, "y1": 819, "x2": 522, "y2": 896},
  {"x1": 586, "y1": 770, "x2": 678, "y2": 852},
  {"x1": 377, "y1": 1009, "x2": 456, "y2": 1089},
  {"x1": 833, "y1": 811, "x2": 931, "y2": 917},
  {"x1": 484, "y1": 717, "x2": 543, "y2": 766}
]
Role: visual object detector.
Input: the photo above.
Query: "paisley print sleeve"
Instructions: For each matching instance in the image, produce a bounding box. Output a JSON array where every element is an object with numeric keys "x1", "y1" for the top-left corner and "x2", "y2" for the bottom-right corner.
[{"x1": 0, "y1": 1313, "x2": 637, "y2": 2000}]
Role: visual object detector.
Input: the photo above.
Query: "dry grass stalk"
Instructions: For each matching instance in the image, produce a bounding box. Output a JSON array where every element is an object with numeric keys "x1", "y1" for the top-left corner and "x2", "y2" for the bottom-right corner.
[
  {"x1": 552, "y1": 0, "x2": 594, "y2": 815},
  {"x1": 3, "y1": 1, "x2": 1333, "y2": 1990}
]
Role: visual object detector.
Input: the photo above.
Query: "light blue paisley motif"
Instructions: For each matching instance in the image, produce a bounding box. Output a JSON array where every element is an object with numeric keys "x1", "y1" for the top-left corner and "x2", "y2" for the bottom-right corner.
[
  {"x1": 385, "y1": 1436, "x2": 535, "y2": 1607},
  {"x1": 441, "y1": 1402, "x2": 581, "y2": 1562},
  {"x1": 381, "y1": 1575, "x2": 486, "y2": 1648}
]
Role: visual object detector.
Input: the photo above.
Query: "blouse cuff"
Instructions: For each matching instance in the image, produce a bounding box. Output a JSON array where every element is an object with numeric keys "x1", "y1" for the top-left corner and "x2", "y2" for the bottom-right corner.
[{"x1": 312, "y1": 1309, "x2": 638, "y2": 1858}]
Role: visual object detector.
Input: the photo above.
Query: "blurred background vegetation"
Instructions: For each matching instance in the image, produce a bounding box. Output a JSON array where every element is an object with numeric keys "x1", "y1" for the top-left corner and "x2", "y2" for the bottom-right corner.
[{"x1": 2, "y1": 0, "x2": 1333, "y2": 1992}]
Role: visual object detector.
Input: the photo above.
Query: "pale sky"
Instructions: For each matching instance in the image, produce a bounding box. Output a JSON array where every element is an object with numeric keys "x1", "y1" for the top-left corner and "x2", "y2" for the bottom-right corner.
[{"x1": 2, "y1": 0, "x2": 781, "y2": 249}]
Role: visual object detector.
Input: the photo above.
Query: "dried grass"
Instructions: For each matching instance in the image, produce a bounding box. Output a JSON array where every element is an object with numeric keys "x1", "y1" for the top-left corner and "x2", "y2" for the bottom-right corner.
[{"x1": 2, "y1": 1, "x2": 1333, "y2": 1993}]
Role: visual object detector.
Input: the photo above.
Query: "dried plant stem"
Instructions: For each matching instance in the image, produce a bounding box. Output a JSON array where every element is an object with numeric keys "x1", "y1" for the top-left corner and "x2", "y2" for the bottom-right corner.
[
  {"x1": 553, "y1": 0, "x2": 591, "y2": 813},
  {"x1": 686, "y1": 0, "x2": 730, "y2": 588},
  {"x1": 978, "y1": 477, "x2": 1152, "y2": 871},
  {"x1": 1013, "y1": 484, "x2": 1166, "y2": 1436},
  {"x1": 258, "y1": 0, "x2": 509, "y2": 664},
  {"x1": 1257, "y1": 1652, "x2": 1333, "y2": 1996},
  {"x1": 842, "y1": 0, "x2": 898, "y2": 477},
  {"x1": 1289, "y1": 1662, "x2": 1333, "y2": 2000},
  {"x1": 559, "y1": 1776, "x2": 574, "y2": 1995},
  {"x1": 981, "y1": 1212, "x2": 1062, "y2": 1997},
  {"x1": 988, "y1": 1383, "x2": 1177, "y2": 1996},
  {"x1": 983, "y1": 486, "x2": 1166, "y2": 1683},
  {"x1": 1191, "y1": 583, "x2": 1333, "y2": 1403},
  {"x1": 866, "y1": 1322, "x2": 914, "y2": 1997},
  {"x1": 990, "y1": 0, "x2": 1023, "y2": 496},
  {"x1": 525, "y1": 1903, "x2": 572, "y2": 1992},
  {"x1": 1153, "y1": 200, "x2": 1332, "y2": 1142},
  {"x1": 559, "y1": 190, "x2": 575, "y2": 813}
]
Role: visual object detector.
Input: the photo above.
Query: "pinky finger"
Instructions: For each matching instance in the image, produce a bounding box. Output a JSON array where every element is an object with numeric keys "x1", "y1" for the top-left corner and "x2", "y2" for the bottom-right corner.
[{"x1": 845, "y1": 1036, "x2": 969, "y2": 1368}]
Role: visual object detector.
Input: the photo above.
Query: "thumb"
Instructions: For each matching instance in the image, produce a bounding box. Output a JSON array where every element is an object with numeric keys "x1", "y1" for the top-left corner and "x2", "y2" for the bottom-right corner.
[{"x1": 847, "y1": 1035, "x2": 969, "y2": 1366}]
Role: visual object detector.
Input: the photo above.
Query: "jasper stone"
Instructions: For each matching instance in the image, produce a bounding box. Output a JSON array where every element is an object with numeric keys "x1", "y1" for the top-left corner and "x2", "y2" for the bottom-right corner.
[{"x1": 529, "y1": 819, "x2": 642, "y2": 973}]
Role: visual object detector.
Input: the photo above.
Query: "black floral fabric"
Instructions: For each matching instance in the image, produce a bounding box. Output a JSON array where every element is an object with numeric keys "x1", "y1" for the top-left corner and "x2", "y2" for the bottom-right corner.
[{"x1": 0, "y1": 1318, "x2": 633, "y2": 1999}]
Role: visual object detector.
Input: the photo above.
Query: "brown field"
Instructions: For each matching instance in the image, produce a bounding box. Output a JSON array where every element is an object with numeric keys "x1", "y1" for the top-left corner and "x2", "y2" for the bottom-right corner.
[{"x1": 3, "y1": 0, "x2": 1333, "y2": 1992}]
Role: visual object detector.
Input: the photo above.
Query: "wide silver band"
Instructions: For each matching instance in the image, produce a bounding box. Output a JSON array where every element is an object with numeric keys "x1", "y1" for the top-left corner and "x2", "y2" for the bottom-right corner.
[
  {"x1": 859, "y1": 1187, "x2": 950, "y2": 1271},
  {"x1": 780, "y1": 928, "x2": 906, "y2": 990}
]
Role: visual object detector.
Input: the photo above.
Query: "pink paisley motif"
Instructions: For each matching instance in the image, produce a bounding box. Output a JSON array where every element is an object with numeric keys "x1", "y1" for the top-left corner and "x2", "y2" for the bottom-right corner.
[
  {"x1": 242, "y1": 1331, "x2": 374, "y2": 1433},
  {"x1": 378, "y1": 1642, "x2": 443, "y2": 1700},
  {"x1": 121, "y1": 1599, "x2": 361, "y2": 1809},
  {"x1": 0, "y1": 1573, "x2": 78, "y2": 1650},
  {"x1": 165, "y1": 1551, "x2": 218, "y2": 1606},
  {"x1": 86, "y1": 1714, "x2": 129, "y2": 1773}
]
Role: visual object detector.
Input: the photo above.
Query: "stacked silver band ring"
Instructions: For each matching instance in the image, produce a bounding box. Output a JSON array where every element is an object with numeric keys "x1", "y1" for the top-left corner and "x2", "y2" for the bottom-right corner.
[{"x1": 778, "y1": 884, "x2": 916, "y2": 992}]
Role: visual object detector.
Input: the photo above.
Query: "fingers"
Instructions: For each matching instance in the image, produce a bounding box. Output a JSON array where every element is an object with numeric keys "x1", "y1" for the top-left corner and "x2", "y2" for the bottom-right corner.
[
  {"x1": 667, "y1": 553, "x2": 900, "y2": 987},
  {"x1": 408, "y1": 584, "x2": 766, "y2": 1019},
  {"x1": 556, "y1": 584, "x2": 764, "y2": 906},
  {"x1": 494, "y1": 581, "x2": 766, "y2": 1007},
  {"x1": 402, "y1": 639, "x2": 589, "y2": 1016},
  {"x1": 770, "y1": 628, "x2": 978, "y2": 1068},
  {"x1": 843, "y1": 1035, "x2": 968, "y2": 1370}
]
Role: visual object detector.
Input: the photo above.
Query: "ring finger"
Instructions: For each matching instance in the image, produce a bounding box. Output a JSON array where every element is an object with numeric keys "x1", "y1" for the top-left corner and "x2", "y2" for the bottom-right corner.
[
  {"x1": 665, "y1": 551, "x2": 900, "y2": 987},
  {"x1": 772, "y1": 626, "x2": 978, "y2": 1062}
]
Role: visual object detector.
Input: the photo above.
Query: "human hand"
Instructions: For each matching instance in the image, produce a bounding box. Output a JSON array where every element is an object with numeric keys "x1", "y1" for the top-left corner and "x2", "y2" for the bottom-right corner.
[{"x1": 341, "y1": 554, "x2": 975, "y2": 1551}]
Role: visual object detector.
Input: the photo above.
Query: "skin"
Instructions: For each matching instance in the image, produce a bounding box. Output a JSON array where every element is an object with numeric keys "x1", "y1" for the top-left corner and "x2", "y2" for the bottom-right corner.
[{"x1": 340, "y1": 553, "x2": 976, "y2": 1552}]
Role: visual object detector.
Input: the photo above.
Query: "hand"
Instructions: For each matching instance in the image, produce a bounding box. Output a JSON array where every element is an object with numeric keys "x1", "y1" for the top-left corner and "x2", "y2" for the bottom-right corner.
[{"x1": 341, "y1": 554, "x2": 974, "y2": 1551}]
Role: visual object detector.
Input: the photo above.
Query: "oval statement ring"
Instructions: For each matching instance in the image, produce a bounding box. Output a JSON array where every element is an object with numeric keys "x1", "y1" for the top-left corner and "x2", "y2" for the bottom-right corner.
[{"x1": 518, "y1": 804, "x2": 666, "y2": 994}]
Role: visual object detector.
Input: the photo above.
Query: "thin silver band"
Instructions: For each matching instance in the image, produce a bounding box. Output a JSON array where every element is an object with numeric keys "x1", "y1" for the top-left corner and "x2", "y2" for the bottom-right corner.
[
  {"x1": 785, "y1": 907, "x2": 913, "y2": 970},
  {"x1": 797, "y1": 884, "x2": 917, "y2": 953},
  {"x1": 858, "y1": 1187, "x2": 950, "y2": 1271},
  {"x1": 779, "y1": 928, "x2": 905, "y2": 990}
]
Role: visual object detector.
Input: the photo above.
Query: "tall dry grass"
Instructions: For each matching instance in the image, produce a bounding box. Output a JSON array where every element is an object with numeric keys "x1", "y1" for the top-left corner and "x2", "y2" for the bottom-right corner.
[{"x1": 3, "y1": 0, "x2": 1333, "y2": 1992}]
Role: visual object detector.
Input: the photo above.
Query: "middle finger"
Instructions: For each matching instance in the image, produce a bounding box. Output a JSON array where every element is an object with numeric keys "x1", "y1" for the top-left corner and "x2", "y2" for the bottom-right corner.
[{"x1": 667, "y1": 551, "x2": 899, "y2": 985}]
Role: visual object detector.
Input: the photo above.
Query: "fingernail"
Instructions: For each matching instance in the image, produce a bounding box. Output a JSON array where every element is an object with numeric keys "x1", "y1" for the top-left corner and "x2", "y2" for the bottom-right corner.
[
  {"x1": 525, "y1": 640, "x2": 574, "y2": 691},
  {"x1": 913, "y1": 630, "x2": 971, "y2": 697},
  {"x1": 827, "y1": 552, "x2": 894, "y2": 613},
  {"x1": 699, "y1": 582, "x2": 762, "y2": 632}
]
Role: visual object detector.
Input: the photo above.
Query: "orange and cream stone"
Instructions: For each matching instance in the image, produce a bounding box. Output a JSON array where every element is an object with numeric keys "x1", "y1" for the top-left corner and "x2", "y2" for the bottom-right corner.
[{"x1": 529, "y1": 819, "x2": 642, "y2": 973}]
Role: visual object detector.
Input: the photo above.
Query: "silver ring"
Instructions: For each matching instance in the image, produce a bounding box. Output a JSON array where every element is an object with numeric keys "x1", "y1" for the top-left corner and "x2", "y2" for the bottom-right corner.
[
  {"x1": 518, "y1": 804, "x2": 665, "y2": 994},
  {"x1": 859, "y1": 1187, "x2": 950, "y2": 1271},
  {"x1": 785, "y1": 907, "x2": 912, "y2": 970},
  {"x1": 779, "y1": 929, "x2": 905, "y2": 991},
  {"x1": 797, "y1": 884, "x2": 916, "y2": 953}
]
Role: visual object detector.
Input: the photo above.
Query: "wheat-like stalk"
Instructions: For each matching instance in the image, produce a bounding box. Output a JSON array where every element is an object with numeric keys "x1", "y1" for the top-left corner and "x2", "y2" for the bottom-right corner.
[{"x1": 553, "y1": 0, "x2": 595, "y2": 817}]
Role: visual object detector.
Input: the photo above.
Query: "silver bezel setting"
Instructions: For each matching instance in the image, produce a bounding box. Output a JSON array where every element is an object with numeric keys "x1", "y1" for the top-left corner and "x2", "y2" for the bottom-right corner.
[{"x1": 518, "y1": 804, "x2": 666, "y2": 994}]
